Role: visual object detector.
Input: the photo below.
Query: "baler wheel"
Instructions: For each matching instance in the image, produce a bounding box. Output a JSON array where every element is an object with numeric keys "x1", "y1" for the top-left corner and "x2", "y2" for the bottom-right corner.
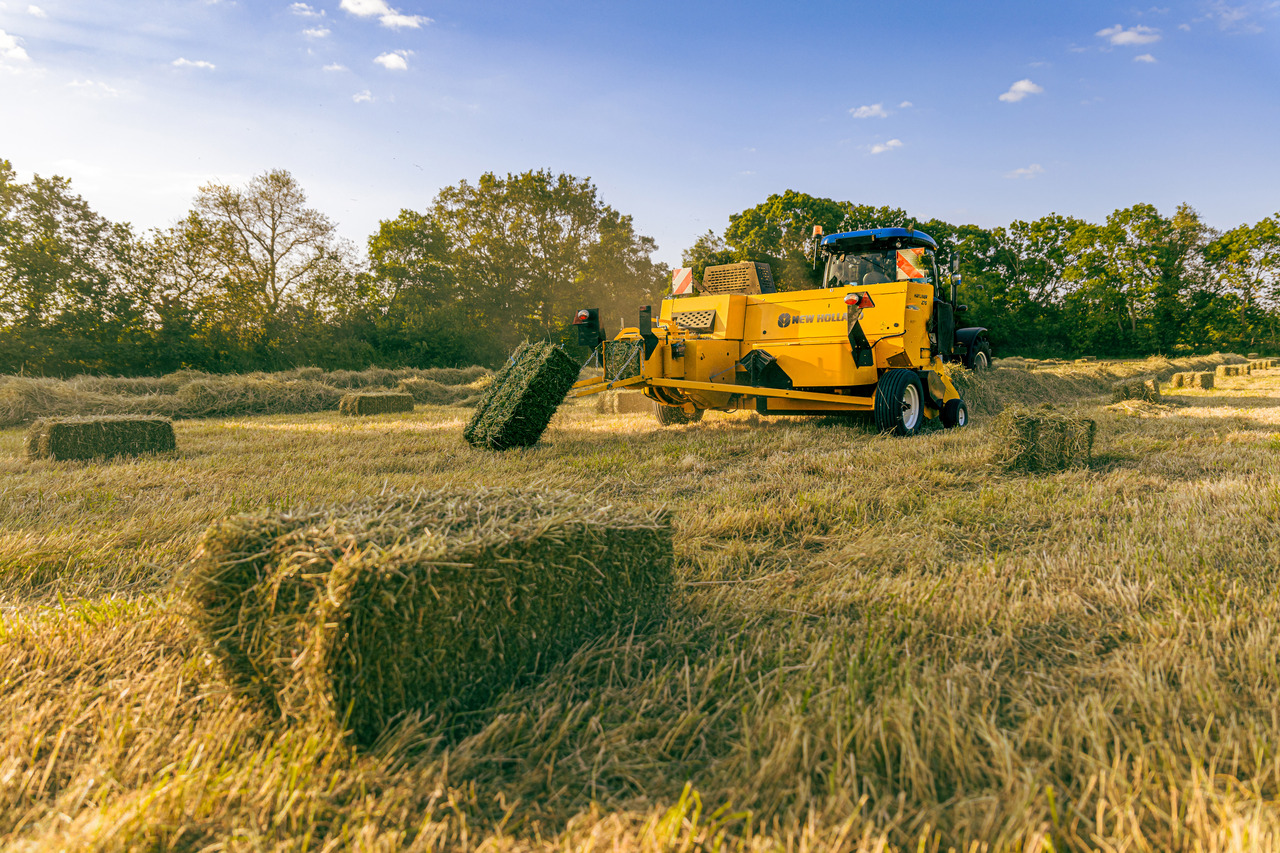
[
  {"x1": 654, "y1": 404, "x2": 703, "y2": 426},
  {"x1": 874, "y1": 369, "x2": 924, "y2": 436}
]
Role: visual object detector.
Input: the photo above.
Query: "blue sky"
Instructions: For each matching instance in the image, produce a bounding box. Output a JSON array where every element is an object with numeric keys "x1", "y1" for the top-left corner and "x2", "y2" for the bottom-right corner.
[{"x1": 0, "y1": 0, "x2": 1277, "y2": 265}]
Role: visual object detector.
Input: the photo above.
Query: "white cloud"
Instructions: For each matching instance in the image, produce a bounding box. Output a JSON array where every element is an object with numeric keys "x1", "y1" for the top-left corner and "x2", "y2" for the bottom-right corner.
[
  {"x1": 352, "y1": 89, "x2": 373, "y2": 103},
  {"x1": 1134, "y1": 53, "x2": 1157, "y2": 61},
  {"x1": 1096, "y1": 24, "x2": 1162, "y2": 45},
  {"x1": 173, "y1": 57, "x2": 215, "y2": 69},
  {"x1": 323, "y1": 62, "x2": 347, "y2": 71},
  {"x1": 68, "y1": 79, "x2": 121, "y2": 97},
  {"x1": 290, "y1": 2, "x2": 324, "y2": 16},
  {"x1": 849, "y1": 103, "x2": 887, "y2": 119},
  {"x1": 1005, "y1": 163, "x2": 1045, "y2": 179},
  {"x1": 302, "y1": 27, "x2": 330, "y2": 37},
  {"x1": 999, "y1": 79, "x2": 1043, "y2": 102},
  {"x1": 340, "y1": 0, "x2": 431, "y2": 28},
  {"x1": 898, "y1": 100, "x2": 913, "y2": 108},
  {"x1": 1203, "y1": 1, "x2": 1274, "y2": 33},
  {"x1": 0, "y1": 29, "x2": 31, "y2": 63},
  {"x1": 373, "y1": 50, "x2": 409, "y2": 70},
  {"x1": 870, "y1": 139, "x2": 903, "y2": 155},
  {"x1": 27, "y1": 5, "x2": 46, "y2": 17},
  {"x1": 1179, "y1": 22, "x2": 1192, "y2": 30}
]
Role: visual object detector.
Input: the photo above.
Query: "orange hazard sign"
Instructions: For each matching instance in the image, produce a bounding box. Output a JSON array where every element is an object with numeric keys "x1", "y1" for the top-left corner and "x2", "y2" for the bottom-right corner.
[
  {"x1": 671, "y1": 267, "x2": 695, "y2": 295},
  {"x1": 896, "y1": 248, "x2": 927, "y2": 281}
]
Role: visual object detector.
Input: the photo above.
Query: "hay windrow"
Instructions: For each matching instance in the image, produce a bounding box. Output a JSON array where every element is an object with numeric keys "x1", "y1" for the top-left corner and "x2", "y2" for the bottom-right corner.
[
  {"x1": 464, "y1": 342, "x2": 580, "y2": 450},
  {"x1": 989, "y1": 408, "x2": 1097, "y2": 472},
  {"x1": 184, "y1": 488, "x2": 674, "y2": 745},
  {"x1": 338, "y1": 392, "x2": 415, "y2": 416},
  {"x1": 24, "y1": 415, "x2": 176, "y2": 461}
]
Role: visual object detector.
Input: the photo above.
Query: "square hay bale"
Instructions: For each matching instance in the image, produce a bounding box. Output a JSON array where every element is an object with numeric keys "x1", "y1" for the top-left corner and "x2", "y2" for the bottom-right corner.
[
  {"x1": 1111, "y1": 375, "x2": 1161, "y2": 403},
  {"x1": 1194, "y1": 371, "x2": 1214, "y2": 389},
  {"x1": 338, "y1": 392, "x2": 415, "y2": 416},
  {"x1": 464, "y1": 342, "x2": 579, "y2": 450},
  {"x1": 1075, "y1": 356, "x2": 1097, "y2": 363},
  {"x1": 1169, "y1": 372, "x2": 1188, "y2": 388},
  {"x1": 990, "y1": 409, "x2": 1097, "y2": 473},
  {"x1": 595, "y1": 389, "x2": 655, "y2": 415},
  {"x1": 1248, "y1": 352, "x2": 1260, "y2": 359},
  {"x1": 184, "y1": 488, "x2": 673, "y2": 745},
  {"x1": 24, "y1": 415, "x2": 175, "y2": 461},
  {"x1": 1217, "y1": 364, "x2": 1243, "y2": 379}
]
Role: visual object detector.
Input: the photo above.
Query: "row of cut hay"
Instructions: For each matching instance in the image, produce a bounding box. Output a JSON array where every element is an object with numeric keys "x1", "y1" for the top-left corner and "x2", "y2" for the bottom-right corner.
[
  {"x1": 24, "y1": 415, "x2": 175, "y2": 461},
  {"x1": 464, "y1": 342, "x2": 580, "y2": 450},
  {"x1": 0, "y1": 367, "x2": 493, "y2": 428},
  {"x1": 1169, "y1": 371, "x2": 1214, "y2": 389},
  {"x1": 184, "y1": 487, "x2": 673, "y2": 745},
  {"x1": 1111, "y1": 375, "x2": 1161, "y2": 403},
  {"x1": 989, "y1": 408, "x2": 1097, "y2": 472},
  {"x1": 956, "y1": 353, "x2": 1247, "y2": 415},
  {"x1": 338, "y1": 392, "x2": 414, "y2": 416}
]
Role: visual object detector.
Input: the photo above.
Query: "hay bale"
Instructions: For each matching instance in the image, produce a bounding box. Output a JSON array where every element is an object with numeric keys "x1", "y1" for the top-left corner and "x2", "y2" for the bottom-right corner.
[
  {"x1": 596, "y1": 389, "x2": 655, "y2": 415},
  {"x1": 1194, "y1": 372, "x2": 1214, "y2": 389},
  {"x1": 185, "y1": 488, "x2": 673, "y2": 745},
  {"x1": 1075, "y1": 356, "x2": 1097, "y2": 363},
  {"x1": 464, "y1": 342, "x2": 579, "y2": 450},
  {"x1": 24, "y1": 415, "x2": 175, "y2": 461},
  {"x1": 1169, "y1": 372, "x2": 1188, "y2": 388},
  {"x1": 1248, "y1": 353, "x2": 1260, "y2": 359},
  {"x1": 1111, "y1": 375, "x2": 1161, "y2": 403},
  {"x1": 338, "y1": 392, "x2": 414, "y2": 416},
  {"x1": 1217, "y1": 364, "x2": 1242, "y2": 378},
  {"x1": 990, "y1": 409, "x2": 1097, "y2": 472}
]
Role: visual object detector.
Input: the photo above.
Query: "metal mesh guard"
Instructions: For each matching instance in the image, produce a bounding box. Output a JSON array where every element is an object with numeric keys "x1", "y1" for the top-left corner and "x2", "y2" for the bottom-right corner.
[
  {"x1": 603, "y1": 339, "x2": 644, "y2": 381},
  {"x1": 703, "y1": 266, "x2": 752, "y2": 294},
  {"x1": 673, "y1": 309, "x2": 716, "y2": 332}
]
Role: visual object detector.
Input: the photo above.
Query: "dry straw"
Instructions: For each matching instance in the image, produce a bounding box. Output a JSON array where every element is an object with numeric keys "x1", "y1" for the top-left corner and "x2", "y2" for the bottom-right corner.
[
  {"x1": 1217, "y1": 364, "x2": 1245, "y2": 378},
  {"x1": 464, "y1": 342, "x2": 579, "y2": 450},
  {"x1": 1110, "y1": 375, "x2": 1161, "y2": 403},
  {"x1": 990, "y1": 408, "x2": 1097, "y2": 472},
  {"x1": 24, "y1": 415, "x2": 176, "y2": 461},
  {"x1": 184, "y1": 488, "x2": 673, "y2": 745},
  {"x1": 338, "y1": 392, "x2": 415, "y2": 416}
]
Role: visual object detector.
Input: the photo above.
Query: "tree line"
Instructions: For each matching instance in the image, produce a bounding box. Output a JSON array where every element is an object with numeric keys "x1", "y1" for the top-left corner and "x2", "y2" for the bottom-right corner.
[{"x1": 1, "y1": 159, "x2": 1276, "y2": 377}]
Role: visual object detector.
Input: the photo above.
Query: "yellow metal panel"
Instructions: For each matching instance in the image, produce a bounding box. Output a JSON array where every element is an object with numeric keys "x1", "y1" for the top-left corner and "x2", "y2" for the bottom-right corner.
[{"x1": 659, "y1": 294, "x2": 746, "y2": 338}]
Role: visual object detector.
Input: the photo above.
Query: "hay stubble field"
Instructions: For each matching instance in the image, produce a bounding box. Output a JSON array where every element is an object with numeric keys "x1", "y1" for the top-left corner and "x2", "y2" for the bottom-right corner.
[{"x1": 4, "y1": 356, "x2": 1280, "y2": 851}]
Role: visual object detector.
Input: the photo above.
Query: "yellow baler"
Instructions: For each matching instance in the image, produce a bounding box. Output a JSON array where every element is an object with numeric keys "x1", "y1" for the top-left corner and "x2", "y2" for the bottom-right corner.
[{"x1": 571, "y1": 227, "x2": 976, "y2": 435}]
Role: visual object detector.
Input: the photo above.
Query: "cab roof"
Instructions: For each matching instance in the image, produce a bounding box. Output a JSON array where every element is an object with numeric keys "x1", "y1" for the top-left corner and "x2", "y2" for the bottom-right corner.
[{"x1": 820, "y1": 227, "x2": 938, "y2": 253}]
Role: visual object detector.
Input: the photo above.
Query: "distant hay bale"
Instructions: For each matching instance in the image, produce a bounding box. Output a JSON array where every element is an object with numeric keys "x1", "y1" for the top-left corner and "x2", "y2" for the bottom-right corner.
[
  {"x1": 338, "y1": 392, "x2": 414, "y2": 416},
  {"x1": 596, "y1": 390, "x2": 655, "y2": 415},
  {"x1": 464, "y1": 342, "x2": 579, "y2": 450},
  {"x1": 1248, "y1": 352, "x2": 1260, "y2": 359},
  {"x1": 24, "y1": 415, "x2": 175, "y2": 461},
  {"x1": 1111, "y1": 375, "x2": 1161, "y2": 403},
  {"x1": 1194, "y1": 372, "x2": 1214, "y2": 389},
  {"x1": 185, "y1": 488, "x2": 673, "y2": 745},
  {"x1": 1217, "y1": 364, "x2": 1243, "y2": 379},
  {"x1": 990, "y1": 409, "x2": 1097, "y2": 472},
  {"x1": 1169, "y1": 372, "x2": 1188, "y2": 388},
  {"x1": 1075, "y1": 356, "x2": 1097, "y2": 363}
]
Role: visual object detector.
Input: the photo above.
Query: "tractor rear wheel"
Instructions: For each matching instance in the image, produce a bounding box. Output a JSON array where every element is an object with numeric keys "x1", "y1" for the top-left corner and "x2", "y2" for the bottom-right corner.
[
  {"x1": 654, "y1": 404, "x2": 703, "y2": 426},
  {"x1": 969, "y1": 341, "x2": 992, "y2": 370},
  {"x1": 942, "y1": 398, "x2": 969, "y2": 428},
  {"x1": 874, "y1": 369, "x2": 924, "y2": 436}
]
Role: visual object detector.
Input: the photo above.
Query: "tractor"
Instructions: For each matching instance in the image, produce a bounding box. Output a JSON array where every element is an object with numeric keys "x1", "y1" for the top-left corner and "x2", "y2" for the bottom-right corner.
[{"x1": 569, "y1": 227, "x2": 991, "y2": 436}]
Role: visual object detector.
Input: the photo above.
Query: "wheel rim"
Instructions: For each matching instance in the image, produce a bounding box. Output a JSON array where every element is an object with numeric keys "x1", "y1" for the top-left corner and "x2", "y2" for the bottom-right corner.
[
  {"x1": 974, "y1": 351, "x2": 989, "y2": 370},
  {"x1": 900, "y1": 384, "x2": 920, "y2": 430},
  {"x1": 957, "y1": 406, "x2": 967, "y2": 426}
]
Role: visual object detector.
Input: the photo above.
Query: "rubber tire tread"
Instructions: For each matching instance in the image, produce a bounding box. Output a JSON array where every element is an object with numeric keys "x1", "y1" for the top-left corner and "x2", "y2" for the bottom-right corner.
[
  {"x1": 874, "y1": 369, "x2": 924, "y2": 436},
  {"x1": 942, "y1": 398, "x2": 968, "y2": 429},
  {"x1": 969, "y1": 341, "x2": 992, "y2": 371}
]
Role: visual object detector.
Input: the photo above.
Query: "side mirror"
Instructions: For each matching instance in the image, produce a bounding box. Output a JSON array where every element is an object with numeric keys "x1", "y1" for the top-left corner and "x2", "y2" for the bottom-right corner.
[{"x1": 956, "y1": 304, "x2": 969, "y2": 314}]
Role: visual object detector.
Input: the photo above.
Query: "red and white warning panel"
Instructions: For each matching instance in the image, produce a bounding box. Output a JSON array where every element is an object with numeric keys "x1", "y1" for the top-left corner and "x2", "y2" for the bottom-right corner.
[
  {"x1": 896, "y1": 248, "x2": 927, "y2": 281},
  {"x1": 671, "y1": 267, "x2": 695, "y2": 296}
]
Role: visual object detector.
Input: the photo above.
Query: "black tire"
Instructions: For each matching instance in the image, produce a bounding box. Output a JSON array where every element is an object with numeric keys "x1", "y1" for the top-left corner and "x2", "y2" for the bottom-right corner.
[
  {"x1": 942, "y1": 398, "x2": 969, "y2": 429},
  {"x1": 654, "y1": 404, "x2": 703, "y2": 426},
  {"x1": 873, "y1": 369, "x2": 925, "y2": 436},
  {"x1": 969, "y1": 340, "x2": 992, "y2": 371}
]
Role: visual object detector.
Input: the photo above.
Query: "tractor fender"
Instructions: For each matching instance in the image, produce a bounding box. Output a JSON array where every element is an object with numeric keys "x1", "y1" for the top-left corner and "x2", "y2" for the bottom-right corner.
[{"x1": 954, "y1": 327, "x2": 989, "y2": 349}]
